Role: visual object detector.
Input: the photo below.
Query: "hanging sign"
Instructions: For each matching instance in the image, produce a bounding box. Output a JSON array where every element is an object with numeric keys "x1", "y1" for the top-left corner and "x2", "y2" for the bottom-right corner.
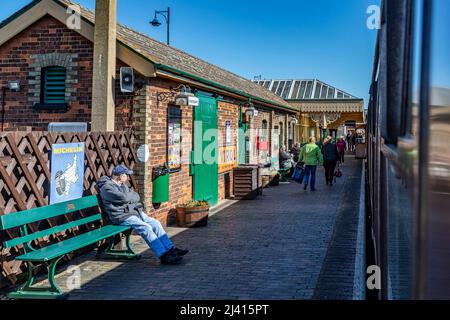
[
  {"x1": 219, "y1": 146, "x2": 237, "y2": 173},
  {"x1": 50, "y1": 142, "x2": 85, "y2": 204}
]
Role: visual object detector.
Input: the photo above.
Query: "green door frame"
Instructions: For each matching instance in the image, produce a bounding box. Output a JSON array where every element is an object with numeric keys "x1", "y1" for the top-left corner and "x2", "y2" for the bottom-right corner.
[{"x1": 192, "y1": 94, "x2": 219, "y2": 205}]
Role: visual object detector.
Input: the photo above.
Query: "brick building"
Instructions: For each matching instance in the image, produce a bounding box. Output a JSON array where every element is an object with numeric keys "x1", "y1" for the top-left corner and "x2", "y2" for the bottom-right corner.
[
  {"x1": 253, "y1": 79, "x2": 365, "y2": 143},
  {"x1": 0, "y1": 0, "x2": 297, "y2": 224}
]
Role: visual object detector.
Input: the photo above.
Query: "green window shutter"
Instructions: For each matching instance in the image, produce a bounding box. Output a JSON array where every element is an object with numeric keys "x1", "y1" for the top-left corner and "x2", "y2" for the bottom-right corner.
[{"x1": 42, "y1": 66, "x2": 66, "y2": 104}]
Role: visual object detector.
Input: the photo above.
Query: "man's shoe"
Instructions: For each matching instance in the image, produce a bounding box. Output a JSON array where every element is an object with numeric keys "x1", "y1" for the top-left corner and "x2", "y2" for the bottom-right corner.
[
  {"x1": 304, "y1": 184, "x2": 307, "y2": 191},
  {"x1": 311, "y1": 188, "x2": 317, "y2": 192},
  {"x1": 169, "y1": 247, "x2": 189, "y2": 256},
  {"x1": 160, "y1": 251, "x2": 182, "y2": 265}
]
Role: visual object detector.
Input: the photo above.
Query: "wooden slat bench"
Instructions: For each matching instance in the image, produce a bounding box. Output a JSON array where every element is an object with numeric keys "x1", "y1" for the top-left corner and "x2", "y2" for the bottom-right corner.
[{"x1": 0, "y1": 195, "x2": 141, "y2": 300}]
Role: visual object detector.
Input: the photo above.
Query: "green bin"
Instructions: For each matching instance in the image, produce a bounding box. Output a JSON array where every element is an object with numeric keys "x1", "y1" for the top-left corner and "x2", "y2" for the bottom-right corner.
[{"x1": 152, "y1": 164, "x2": 170, "y2": 203}]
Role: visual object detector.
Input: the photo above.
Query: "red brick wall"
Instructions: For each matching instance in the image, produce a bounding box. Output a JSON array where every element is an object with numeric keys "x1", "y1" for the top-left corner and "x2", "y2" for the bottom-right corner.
[
  {"x1": 143, "y1": 78, "x2": 194, "y2": 225},
  {"x1": 217, "y1": 101, "x2": 239, "y2": 201},
  {"x1": 0, "y1": 14, "x2": 297, "y2": 226},
  {"x1": 0, "y1": 15, "x2": 130, "y2": 131}
]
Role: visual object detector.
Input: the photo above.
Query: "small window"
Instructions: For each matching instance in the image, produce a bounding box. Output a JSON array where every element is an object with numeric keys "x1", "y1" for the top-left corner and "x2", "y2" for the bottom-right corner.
[{"x1": 37, "y1": 66, "x2": 67, "y2": 110}]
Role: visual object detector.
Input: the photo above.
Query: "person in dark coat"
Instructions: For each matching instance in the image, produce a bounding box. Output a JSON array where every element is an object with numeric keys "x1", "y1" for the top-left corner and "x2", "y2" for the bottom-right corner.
[
  {"x1": 97, "y1": 164, "x2": 188, "y2": 265},
  {"x1": 290, "y1": 143, "x2": 301, "y2": 162},
  {"x1": 322, "y1": 137, "x2": 339, "y2": 186}
]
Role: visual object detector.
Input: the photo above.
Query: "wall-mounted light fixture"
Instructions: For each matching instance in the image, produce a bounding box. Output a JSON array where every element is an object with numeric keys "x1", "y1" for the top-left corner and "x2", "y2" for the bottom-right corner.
[
  {"x1": 157, "y1": 84, "x2": 199, "y2": 107},
  {"x1": 7, "y1": 81, "x2": 21, "y2": 92},
  {"x1": 291, "y1": 116, "x2": 299, "y2": 125},
  {"x1": 244, "y1": 98, "x2": 258, "y2": 117}
]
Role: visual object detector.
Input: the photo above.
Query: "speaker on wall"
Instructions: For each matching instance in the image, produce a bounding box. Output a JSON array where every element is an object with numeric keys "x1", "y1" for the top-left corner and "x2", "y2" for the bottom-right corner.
[{"x1": 120, "y1": 67, "x2": 134, "y2": 93}]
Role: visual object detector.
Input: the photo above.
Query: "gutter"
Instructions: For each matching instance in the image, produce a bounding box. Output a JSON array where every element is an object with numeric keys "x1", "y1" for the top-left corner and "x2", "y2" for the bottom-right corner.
[{"x1": 154, "y1": 64, "x2": 297, "y2": 113}]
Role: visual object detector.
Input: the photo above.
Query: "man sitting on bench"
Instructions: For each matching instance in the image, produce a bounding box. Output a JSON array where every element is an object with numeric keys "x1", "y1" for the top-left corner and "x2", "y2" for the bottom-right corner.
[{"x1": 97, "y1": 164, "x2": 188, "y2": 265}]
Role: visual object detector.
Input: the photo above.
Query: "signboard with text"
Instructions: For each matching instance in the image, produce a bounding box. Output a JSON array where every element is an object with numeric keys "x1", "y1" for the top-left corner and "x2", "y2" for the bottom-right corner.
[
  {"x1": 50, "y1": 142, "x2": 85, "y2": 204},
  {"x1": 218, "y1": 146, "x2": 237, "y2": 173}
]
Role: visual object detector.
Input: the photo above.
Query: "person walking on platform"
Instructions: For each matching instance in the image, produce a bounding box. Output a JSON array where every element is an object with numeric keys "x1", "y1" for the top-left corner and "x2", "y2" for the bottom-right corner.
[
  {"x1": 337, "y1": 136, "x2": 346, "y2": 164},
  {"x1": 351, "y1": 133, "x2": 356, "y2": 152},
  {"x1": 299, "y1": 137, "x2": 323, "y2": 192},
  {"x1": 346, "y1": 132, "x2": 351, "y2": 151},
  {"x1": 322, "y1": 137, "x2": 339, "y2": 186}
]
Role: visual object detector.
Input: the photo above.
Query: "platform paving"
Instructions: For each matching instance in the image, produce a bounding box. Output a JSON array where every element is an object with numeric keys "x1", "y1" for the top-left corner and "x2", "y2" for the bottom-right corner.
[{"x1": 1, "y1": 156, "x2": 364, "y2": 300}]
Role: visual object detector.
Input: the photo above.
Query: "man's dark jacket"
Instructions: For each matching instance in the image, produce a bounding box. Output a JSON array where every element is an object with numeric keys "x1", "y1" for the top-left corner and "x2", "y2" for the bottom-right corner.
[
  {"x1": 97, "y1": 176, "x2": 143, "y2": 225},
  {"x1": 322, "y1": 142, "x2": 339, "y2": 162}
]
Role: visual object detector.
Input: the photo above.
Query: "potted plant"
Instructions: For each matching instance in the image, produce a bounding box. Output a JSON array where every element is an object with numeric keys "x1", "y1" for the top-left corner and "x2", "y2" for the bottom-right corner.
[{"x1": 176, "y1": 200, "x2": 210, "y2": 228}]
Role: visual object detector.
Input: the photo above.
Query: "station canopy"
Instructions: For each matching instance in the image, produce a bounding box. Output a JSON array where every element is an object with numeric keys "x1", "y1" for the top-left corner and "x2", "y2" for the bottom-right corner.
[{"x1": 252, "y1": 79, "x2": 358, "y2": 100}]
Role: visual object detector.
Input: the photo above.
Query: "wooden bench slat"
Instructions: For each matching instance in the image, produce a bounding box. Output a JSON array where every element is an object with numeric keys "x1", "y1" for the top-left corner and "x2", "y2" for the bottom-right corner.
[
  {"x1": 4, "y1": 214, "x2": 102, "y2": 248},
  {"x1": 0, "y1": 195, "x2": 99, "y2": 230},
  {"x1": 16, "y1": 224, "x2": 130, "y2": 262}
]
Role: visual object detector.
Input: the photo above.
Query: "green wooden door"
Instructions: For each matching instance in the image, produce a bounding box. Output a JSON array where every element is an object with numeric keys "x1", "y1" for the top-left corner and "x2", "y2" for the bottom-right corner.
[
  {"x1": 192, "y1": 95, "x2": 218, "y2": 205},
  {"x1": 238, "y1": 122, "x2": 247, "y2": 165}
]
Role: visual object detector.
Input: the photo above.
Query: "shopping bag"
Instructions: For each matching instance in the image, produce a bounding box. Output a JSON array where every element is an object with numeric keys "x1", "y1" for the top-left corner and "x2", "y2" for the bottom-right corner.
[{"x1": 292, "y1": 167, "x2": 305, "y2": 184}]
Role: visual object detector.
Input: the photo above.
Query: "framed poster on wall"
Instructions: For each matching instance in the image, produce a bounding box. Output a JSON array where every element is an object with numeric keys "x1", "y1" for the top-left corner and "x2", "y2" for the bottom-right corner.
[
  {"x1": 167, "y1": 106, "x2": 182, "y2": 172},
  {"x1": 50, "y1": 142, "x2": 85, "y2": 204}
]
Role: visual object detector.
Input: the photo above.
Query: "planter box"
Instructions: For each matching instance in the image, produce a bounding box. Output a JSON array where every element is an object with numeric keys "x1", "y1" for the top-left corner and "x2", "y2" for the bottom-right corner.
[{"x1": 176, "y1": 205, "x2": 209, "y2": 228}]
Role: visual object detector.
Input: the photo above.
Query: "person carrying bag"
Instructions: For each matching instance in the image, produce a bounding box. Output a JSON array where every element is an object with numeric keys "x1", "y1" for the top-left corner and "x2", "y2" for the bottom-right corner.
[{"x1": 292, "y1": 161, "x2": 305, "y2": 184}]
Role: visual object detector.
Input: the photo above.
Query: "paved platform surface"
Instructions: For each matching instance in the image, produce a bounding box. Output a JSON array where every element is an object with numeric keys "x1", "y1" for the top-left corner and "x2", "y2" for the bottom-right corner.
[{"x1": 1, "y1": 157, "x2": 364, "y2": 300}]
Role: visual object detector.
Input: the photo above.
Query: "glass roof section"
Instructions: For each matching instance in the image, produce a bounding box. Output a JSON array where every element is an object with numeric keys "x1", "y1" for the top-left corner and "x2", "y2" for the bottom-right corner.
[{"x1": 252, "y1": 79, "x2": 359, "y2": 100}]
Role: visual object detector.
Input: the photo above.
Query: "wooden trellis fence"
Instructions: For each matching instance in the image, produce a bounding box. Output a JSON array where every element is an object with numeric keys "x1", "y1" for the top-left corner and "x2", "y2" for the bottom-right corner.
[{"x1": 0, "y1": 131, "x2": 137, "y2": 288}]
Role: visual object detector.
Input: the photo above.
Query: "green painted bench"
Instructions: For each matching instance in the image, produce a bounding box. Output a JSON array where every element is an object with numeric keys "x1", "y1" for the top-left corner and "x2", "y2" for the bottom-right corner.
[
  {"x1": 278, "y1": 168, "x2": 291, "y2": 182},
  {"x1": 0, "y1": 195, "x2": 140, "y2": 300}
]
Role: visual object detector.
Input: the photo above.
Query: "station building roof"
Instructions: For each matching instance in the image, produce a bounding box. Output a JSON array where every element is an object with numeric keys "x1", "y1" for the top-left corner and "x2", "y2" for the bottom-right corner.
[
  {"x1": 0, "y1": 0, "x2": 295, "y2": 112},
  {"x1": 252, "y1": 79, "x2": 359, "y2": 101}
]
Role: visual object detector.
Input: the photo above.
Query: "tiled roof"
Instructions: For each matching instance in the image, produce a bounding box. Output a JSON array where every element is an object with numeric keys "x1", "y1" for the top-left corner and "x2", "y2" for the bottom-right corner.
[{"x1": 57, "y1": 0, "x2": 293, "y2": 110}]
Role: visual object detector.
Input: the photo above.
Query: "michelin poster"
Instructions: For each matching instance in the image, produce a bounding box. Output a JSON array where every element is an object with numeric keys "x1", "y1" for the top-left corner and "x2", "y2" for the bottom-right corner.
[{"x1": 50, "y1": 143, "x2": 85, "y2": 204}]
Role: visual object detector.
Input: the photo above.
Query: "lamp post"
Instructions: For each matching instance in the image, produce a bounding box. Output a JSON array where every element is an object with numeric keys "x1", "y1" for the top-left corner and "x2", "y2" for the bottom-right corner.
[{"x1": 150, "y1": 7, "x2": 170, "y2": 45}]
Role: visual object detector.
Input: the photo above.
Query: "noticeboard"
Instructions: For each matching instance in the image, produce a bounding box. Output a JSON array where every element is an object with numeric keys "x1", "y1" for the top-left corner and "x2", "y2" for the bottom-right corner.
[
  {"x1": 168, "y1": 106, "x2": 182, "y2": 172},
  {"x1": 50, "y1": 142, "x2": 85, "y2": 204}
]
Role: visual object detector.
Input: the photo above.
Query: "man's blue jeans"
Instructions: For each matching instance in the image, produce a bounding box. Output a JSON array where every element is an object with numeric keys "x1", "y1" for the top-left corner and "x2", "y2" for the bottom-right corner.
[
  {"x1": 120, "y1": 211, "x2": 173, "y2": 258},
  {"x1": 303, "y1": 165, "x2": 317, "y2": 190}
]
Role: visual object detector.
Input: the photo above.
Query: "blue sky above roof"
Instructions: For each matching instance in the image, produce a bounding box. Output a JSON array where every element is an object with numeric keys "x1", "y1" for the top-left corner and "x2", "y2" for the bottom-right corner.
[{"x1": 1, "y1": 0, "x2": 380, "y2": 107}]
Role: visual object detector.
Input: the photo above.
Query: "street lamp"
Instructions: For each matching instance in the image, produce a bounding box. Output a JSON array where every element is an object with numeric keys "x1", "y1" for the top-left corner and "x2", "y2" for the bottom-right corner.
[{"x1": 150, "y1": 7, "x2": 170, "y2": 45}]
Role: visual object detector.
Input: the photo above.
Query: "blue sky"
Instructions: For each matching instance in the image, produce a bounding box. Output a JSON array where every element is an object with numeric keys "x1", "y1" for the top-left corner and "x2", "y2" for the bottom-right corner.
[{"x1": 1, "y1": 0, "x2": 381, "y2": 106}]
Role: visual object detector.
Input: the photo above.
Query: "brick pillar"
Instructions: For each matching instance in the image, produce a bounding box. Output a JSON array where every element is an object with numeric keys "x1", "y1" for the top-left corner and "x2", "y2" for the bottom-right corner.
[{"x1": 132, "y1": 85, "x2": 152, "y2": 213}]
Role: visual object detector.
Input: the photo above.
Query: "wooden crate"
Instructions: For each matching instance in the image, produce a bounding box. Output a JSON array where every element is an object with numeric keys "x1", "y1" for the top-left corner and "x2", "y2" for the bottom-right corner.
[{"x1": 233, "y1": 166, "x2": 259, "y2": 200}]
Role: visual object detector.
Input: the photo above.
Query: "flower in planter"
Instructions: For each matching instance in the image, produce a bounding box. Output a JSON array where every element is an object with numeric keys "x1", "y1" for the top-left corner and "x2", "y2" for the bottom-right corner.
[
  {"x1": 176, "y1": 200, "x2": 210, "y2": 228},
  {"x1": 181, "y1": 200, "x2": 209, "y2": 208}
]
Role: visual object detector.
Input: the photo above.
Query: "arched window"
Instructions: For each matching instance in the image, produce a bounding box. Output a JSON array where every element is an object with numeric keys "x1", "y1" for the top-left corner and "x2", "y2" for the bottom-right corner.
[{"x1": 40, "y1": 66, "x2": 67, "y2": 106}]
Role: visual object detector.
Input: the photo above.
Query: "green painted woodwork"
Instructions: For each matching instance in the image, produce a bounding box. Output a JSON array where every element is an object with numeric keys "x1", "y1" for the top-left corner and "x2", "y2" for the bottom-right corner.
[
  {"x1": 193, "y1": 94, "x2": 218, "y2": 206},
  {"x1": 2, "y1": 196, "x2": 140, "y2": 299},
  {"x1": 97, "y1": 229, "x2": 141, "y2": 260},
  {"x1": 0, "y1": 195, "x2": 99, "y2": 230},
  {"x1": 4, "y1": 214, "x2": 102, "y2": 248},
  {"x1": 42, "y1": 66, "x2": 66, "y2": 104},
  {"x1": 15, "y1": 224, "x2": 131, "y2": 262},
  {"x1": 238, "y1": 123, "x2": 247, "y2": 165}
]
